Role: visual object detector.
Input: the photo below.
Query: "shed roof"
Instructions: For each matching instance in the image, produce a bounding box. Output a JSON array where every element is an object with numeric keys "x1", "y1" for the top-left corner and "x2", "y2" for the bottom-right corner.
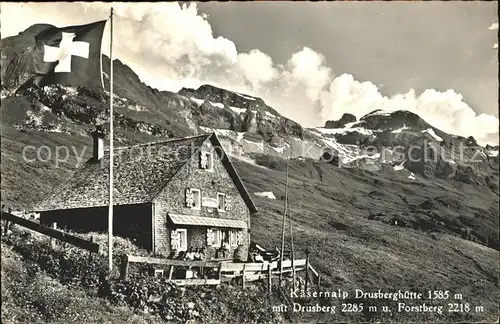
[{"x1": 168, "y1": 213, "x2": 247, "y2": 229}]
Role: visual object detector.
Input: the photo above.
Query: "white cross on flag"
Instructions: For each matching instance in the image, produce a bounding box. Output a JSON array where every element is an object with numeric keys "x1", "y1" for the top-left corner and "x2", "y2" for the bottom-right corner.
[{"x1": 33, "y1": 20, "x2": 107, "y2": 88}]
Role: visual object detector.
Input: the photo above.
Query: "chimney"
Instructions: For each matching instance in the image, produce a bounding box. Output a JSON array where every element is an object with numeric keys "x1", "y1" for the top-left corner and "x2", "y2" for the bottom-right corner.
[{"x1": 91, "y1": 126, "x2": 105, "y2": 160}]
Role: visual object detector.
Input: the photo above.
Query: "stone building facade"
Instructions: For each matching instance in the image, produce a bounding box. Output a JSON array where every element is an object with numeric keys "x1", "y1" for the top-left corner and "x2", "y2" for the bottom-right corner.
[{"x1": 35, "y1": 132, "x2": 257, "y2": 261}]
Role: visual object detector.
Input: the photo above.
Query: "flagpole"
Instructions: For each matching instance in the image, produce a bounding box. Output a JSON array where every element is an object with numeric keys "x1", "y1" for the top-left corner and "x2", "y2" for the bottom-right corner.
[{"x1": 108, "y1": 7, "x2": 114, "y2": 274}]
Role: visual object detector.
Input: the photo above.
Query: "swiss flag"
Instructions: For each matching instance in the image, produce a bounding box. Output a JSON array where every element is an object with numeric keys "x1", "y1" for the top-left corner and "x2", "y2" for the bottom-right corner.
[{"x1": 33, "y1": 20, "x2": 107, "y2": 88}]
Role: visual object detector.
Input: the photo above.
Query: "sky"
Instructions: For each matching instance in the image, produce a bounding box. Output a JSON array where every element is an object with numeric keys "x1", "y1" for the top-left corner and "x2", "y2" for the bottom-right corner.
[{"x1": 1, "y1": 2, "x2": 498, "y2": 145}]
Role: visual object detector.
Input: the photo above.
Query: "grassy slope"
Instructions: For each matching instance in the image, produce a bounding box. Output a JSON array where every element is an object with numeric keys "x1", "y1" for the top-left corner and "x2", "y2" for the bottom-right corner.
[
  {"x1": 1, "y1": 121, "x2": 499, "y2": 322},
  {"x1": 1, "y1": 243, "x2": 164, "y2": 324},
  {"x1": 233, "y1": 158, "x2": 499, "y2": 322}
]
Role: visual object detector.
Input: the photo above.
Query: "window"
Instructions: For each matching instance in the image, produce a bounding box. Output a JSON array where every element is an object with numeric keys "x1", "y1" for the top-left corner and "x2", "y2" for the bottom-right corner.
[
  {"x1": 214, "y1": 229, "x2": 222, "y2": 247},
  {"x1": 207, "y1": 228, "x2": 222, "y2": 247},
  {"x1": 206, "y1": 153, "x2": 213, "y2": 171},
  {"x1": 190, "y1": 189, "x2": 201, "y2": 210},
  {"x1": 217, "y1": 193, "x2": 226, "y2": 212},
  {"x1": 200, "y1": 151, "x2": 214, "y2": 171},
  {"x1": 171, "y1": 228, "x2": 188, "y2": 251}
]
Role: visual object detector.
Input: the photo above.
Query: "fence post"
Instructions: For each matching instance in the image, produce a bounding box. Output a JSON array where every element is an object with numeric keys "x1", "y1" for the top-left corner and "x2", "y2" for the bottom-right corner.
[
  {"x1": 242, "y1": 264, "x2": 246, "y2": 289},
  {"x1": 267, "y1": 263, "x2": 272, "y2": 295},
  {"x1": 218, "y1": 262, "x2": 223, "y2": 282},
  {"x1": 305, "y1": 252, "x2": 310, "y2": 292},
  {"x1": 3, "y1": 221, "x2": 9, "y2": 235},
  {"x1": 88, "y1": 236, "x2": 94, "y2": 263},
  {"x1": 50, "y1": 222, "x2": 57, "y2": 249},
  {"x1": 120, "y1": 255, "x2": 129, "y2": 281},
  {"x1": 168, "y1": 265, "x2": 174, "y2": 280}
]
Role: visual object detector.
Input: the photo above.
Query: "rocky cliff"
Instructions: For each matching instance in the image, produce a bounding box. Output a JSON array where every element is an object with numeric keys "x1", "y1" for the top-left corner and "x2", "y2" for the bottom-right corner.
[{"x1": 1, "y1": 24, "x2": 498, "y2": 191}]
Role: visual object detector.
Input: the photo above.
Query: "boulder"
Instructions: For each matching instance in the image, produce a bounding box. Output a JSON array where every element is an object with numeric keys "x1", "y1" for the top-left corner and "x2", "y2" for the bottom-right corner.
[{"x1": 320, "y1": 150, "x2": 340, "y2": 167}]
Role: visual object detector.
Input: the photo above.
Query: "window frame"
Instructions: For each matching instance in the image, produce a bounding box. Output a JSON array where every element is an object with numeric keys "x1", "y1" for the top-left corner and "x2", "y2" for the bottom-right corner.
[
  {"x1": 205, "y1": 152, "x2": 214, "y2": 172},
  {"x1": 229, "y1": 230, "x2": 239, "y2": 247},
  {"x1": 190, "y1": 188, "x2": 201, "y2": 210},
  {"x1": 176, "y1": 228, "x2": 188, "y2": 251},
  {"x1": 213, "y1": 228, "x2": 222, "y2": 247},
  {"x1": 217, "y1": 192, "x2": 226, "y2": 212}
]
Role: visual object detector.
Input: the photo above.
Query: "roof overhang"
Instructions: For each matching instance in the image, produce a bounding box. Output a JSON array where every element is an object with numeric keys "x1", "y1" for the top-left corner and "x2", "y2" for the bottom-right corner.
[{"x1": 168, "y1": 213, "x2": 247, "y2": 229}]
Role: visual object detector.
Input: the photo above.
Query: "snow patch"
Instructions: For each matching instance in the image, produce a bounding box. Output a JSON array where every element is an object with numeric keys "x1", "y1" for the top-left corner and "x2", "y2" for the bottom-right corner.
[
  {"x1": 394, "y1": 160, "x2": 406, "y2": 171},
  {"x1": 365, "y1": 109, "x2": 392, "y2": 117},
  {"x1": 421, "y1": 128, "x2": 443, "y2": 142},
  {"x1": 408, "y1": 173, "x2": 416, "y2": 180},
  {"x1": 270, "y1": 145, "x2": 288, "y2": 154},
  {"x1": 254, "y1": 192, "x2": 276, "y2": 200},
  {"x1": 230, "y1": 106, "x2": 247, "y2": 114},
  {"x1": 391, "y1": 124, "x2": 410, "y2": 134},
  {"x1": 346, "y1": 153, "x2": 381, "y2": 164},
  {"x1": 210, "y1": 102, "x2": 224, "y2": 109},
  {"x1": 487, "y1": 150, "x2": 498, "y2": 157},
  {"x1": 199, "y1": 126, "x2": 245, "y2": 143},
  {"x1": 343, "y1": 121, "x2": 361, "y2": 128},
  {"x1": 320, "y1": 137, "x2": 361, "y2": 164},
  {"x1": 237, "y1": 93, "x2": 256, "y2": 101},
  {"x1": 190, "y1": 97, "x2": 204, "y2": 106},
  {"x1": 314, "y1": 127, "x2": 373, "y2": 136},
  {"x1": 265, "y1": 111, "x2": 276, "y2": 119},
  {"x1": 243, "y1": 139, "x2": 264, "y2": 151}
]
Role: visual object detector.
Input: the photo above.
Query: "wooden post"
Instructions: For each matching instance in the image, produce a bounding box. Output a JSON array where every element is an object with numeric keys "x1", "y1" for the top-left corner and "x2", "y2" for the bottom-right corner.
[
  {"x1": 50, "y1": 222, "x2": 57, "y2": 249},
  {"x1": 120, "y1": 255, "x2": 129, "y2": 281},
  {"x1": 168, "y1": 265, "x2": 174, "y2": 280},
  {"x1": 242, "y1": 264, "x2": 246, "y2": 289},
  {"x1": 279, "y1": 157, "x2": 290, "y2": 285},
  {"x1": 288, "y1": 195, "x2": 296, "y2": 292},
  {"x1": 218, "y1": 262, "x2": 223, "y2": 283},
  {"x1": 267, "y1": 263, "x2": 272, "y2": 295},
  {"x1": 305, "y1": 252, "x2": 310, "y2": 292},
  {"x1": 88, "y1": 236, "x2": 94, "y2": 263}
]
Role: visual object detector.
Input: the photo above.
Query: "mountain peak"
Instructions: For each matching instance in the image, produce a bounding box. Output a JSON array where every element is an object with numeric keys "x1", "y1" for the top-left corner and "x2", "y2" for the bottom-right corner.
[{"x1": 324, "y1": 113, "x2": 357, "y2": 129}]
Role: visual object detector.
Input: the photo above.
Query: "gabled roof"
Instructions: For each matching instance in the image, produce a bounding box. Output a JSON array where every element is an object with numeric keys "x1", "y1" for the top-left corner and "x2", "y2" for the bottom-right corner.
[{"x1": 34, "y1": 133, "x2": 257, "y2": 213}]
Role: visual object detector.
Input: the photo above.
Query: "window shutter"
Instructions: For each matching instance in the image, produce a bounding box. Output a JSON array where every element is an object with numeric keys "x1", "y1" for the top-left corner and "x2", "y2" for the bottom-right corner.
[
  {"x1": 225, "y1": 195, "x2": 232, "y2": 211},
  {"x1": 185, "y1": 188, "x2": 194, "y2": 207},
  {"x1": 236, "y1": 230, "x2": 243, "y2": 246},
  {"x1": 200, "y1": 151, "x2": 208, "y2": 169},
  {"x1": 171, "y1": 230, "x2": 180, "y2": 250},
  {"x1": 206, "y1": 228, "x2": 215, "y2": 246}
]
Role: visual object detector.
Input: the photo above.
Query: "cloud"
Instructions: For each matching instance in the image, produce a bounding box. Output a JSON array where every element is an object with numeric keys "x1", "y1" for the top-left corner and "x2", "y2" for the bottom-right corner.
[
  {"x1": 1, "y1": 2, "x2": 498, "y2": 145},
  {"x1": 488, "y1": 22, "x2": 499, "y2": 30},
  {"x1": 319, "y1": 75, "x2": 499, "y2": 144}
]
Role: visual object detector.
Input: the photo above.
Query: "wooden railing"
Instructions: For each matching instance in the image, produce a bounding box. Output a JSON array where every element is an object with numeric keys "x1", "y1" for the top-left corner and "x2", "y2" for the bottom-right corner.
[
  {"x1": 1, "y1": 211, "x2": 100, "y2": 253},
  {"x1": 120, "y1": 252, "x2": 321, "y2": 292},
  {"x1": 120, "y1": 255, "x2": 232, "y2": 285}
]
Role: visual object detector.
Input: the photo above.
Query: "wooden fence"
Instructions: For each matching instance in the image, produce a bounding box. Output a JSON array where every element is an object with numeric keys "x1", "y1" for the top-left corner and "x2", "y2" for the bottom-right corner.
[
  {"x1": 120, "y1": 255, "x2": 226, "y2": 285},
  {"x1": 1, "y1": 211, "x2": 100, "y2": 254},
  {"x1": 120, "y1": 253, "x2": 321, "y2": 292}
]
